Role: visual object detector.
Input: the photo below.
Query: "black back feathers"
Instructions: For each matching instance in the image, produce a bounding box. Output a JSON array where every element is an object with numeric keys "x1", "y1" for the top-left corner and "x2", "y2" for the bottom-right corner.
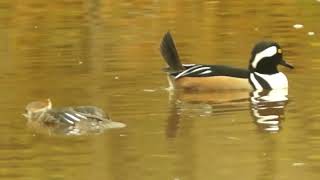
[
  {"x1": 160, "y1": 32, "x2": 185, "y2": 73},
  {"x1": 172, "y1": 64, "x2": 249, "y2": 79}
]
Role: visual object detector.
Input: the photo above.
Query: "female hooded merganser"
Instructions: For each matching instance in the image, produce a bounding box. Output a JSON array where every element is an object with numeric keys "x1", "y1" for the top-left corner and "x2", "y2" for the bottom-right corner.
[
  {"x1": 23, "y1": 99, "x2": 125, "y2": 135},
  {"x1": 160, "y1": 32, "x2": 294, "y2": 91}
]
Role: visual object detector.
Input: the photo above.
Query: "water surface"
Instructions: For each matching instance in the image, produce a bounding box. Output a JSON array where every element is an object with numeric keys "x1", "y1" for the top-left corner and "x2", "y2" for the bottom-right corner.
[{"x1": 1, "y1": 0, "x2": 320, "y2": 179}]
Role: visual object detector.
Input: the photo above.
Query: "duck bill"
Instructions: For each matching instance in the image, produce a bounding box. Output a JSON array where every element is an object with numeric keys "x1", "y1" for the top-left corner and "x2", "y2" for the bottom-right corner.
[{"x1": 280, "y1": 59, "x2": 294, "y2": 69}]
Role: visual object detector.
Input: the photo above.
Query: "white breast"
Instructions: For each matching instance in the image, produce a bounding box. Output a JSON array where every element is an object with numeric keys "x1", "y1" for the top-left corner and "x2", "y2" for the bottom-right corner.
[{"x1": 253, "y1": 72, "x2": 288, "y2": 89}]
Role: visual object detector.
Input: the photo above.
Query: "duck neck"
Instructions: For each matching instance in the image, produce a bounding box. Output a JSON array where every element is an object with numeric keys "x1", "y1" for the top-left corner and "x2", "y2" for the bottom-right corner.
[
  {"x1": 249, "y1": 65, "x2": 279, "y2": 75},
  {"x1": 249, "y1": 72, "x2": 288, "y2": 90}
]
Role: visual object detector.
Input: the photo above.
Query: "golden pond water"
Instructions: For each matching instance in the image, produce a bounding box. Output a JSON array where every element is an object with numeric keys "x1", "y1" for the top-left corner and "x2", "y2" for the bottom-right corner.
[{"x1": 0, "y1": 0, "x2": 320, "y2": 179}]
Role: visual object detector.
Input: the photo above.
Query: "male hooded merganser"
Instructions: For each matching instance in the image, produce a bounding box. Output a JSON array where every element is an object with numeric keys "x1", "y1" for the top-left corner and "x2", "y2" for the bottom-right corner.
[
  {"x1": 23, "y1": 99, "x2": 125, "y2": 135},
  {"x1": 160, "y1": 32, "x2": 294, "y2": 91}
]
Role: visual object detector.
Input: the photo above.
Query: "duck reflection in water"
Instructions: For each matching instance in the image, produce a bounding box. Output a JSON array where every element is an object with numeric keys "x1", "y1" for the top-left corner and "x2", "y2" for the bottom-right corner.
[
  {"x1": 166, "y1": 90, "x2": 251, "y2": 138},
  {"x1": 166, "y1": 89, "x2": 289, "y2": 137},
  {"x1": 250, "y1": 89, "x2": 289, "y2": 132}
]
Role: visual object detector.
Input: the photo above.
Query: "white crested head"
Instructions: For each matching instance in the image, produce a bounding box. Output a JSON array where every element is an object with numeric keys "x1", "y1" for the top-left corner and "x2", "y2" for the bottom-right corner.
[
  {"x1": 248, "y1": 41, "x2": 294, "y2": 90},
  {"x1": 251, "y1": 46, "x2": 278, "y2": 69},
  {"x1": 249, "y1": 41, "x2": 293, "y2": 75}
]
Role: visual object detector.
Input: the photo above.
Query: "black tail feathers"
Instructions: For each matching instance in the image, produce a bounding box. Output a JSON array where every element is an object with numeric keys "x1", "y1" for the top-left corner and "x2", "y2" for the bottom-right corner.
[{"x1": 160, "y1": 32, "x2": 185, "y2": 73}]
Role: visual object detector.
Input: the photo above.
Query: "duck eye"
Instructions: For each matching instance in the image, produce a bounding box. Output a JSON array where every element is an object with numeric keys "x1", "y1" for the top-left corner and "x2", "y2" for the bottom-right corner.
[{"x1": 278, "y1": 49, "x2": 282, "y2": 54}]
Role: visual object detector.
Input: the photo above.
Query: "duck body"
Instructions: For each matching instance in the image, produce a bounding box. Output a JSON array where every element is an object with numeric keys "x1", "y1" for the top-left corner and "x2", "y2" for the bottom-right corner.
[
  {"x1": 24, "y1": 99, "x2": 125, "y2": 135},
  {"x1": 32, "y1": 106, "x2": 108, "y2": 125},
  {"x1": 160, "y1": 32, "x2": 293, "y2": 91},
  {"x1": 166, "y1": 64, "x2": 251, "y2": 91}
]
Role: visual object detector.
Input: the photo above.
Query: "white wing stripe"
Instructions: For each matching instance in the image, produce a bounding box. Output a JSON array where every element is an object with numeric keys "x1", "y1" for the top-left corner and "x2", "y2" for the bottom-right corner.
[
  {"x1": 175, "y1": 65, "x2": 211, "y2": 79},
  {"x1": 63, "y1": 118, "x2": 75, "y2": 124},
  {"x1": 199, "y1": 70, "x2": 212, "y2": 75},
  {"x1": 175, "y1": 65, "x2": 201, "y2": 79},
  {"x1": 74, "y1": 113, "x2": 87, "y2": 119},
  {"x1": 189, "y1": 67, "x2": 211, "y2": 73},
  {"x1": 65, "y1": 113, "x2": 81, "y2": 122}
]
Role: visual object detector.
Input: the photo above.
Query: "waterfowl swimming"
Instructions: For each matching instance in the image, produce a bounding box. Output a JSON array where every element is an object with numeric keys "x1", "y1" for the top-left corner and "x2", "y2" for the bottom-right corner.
[
  {"x1": 23, "y1": 99, "x2": 125, "y2": 135},
  {"x1": 160, "y1": 32, "x2": 294, "y2": 91}
]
